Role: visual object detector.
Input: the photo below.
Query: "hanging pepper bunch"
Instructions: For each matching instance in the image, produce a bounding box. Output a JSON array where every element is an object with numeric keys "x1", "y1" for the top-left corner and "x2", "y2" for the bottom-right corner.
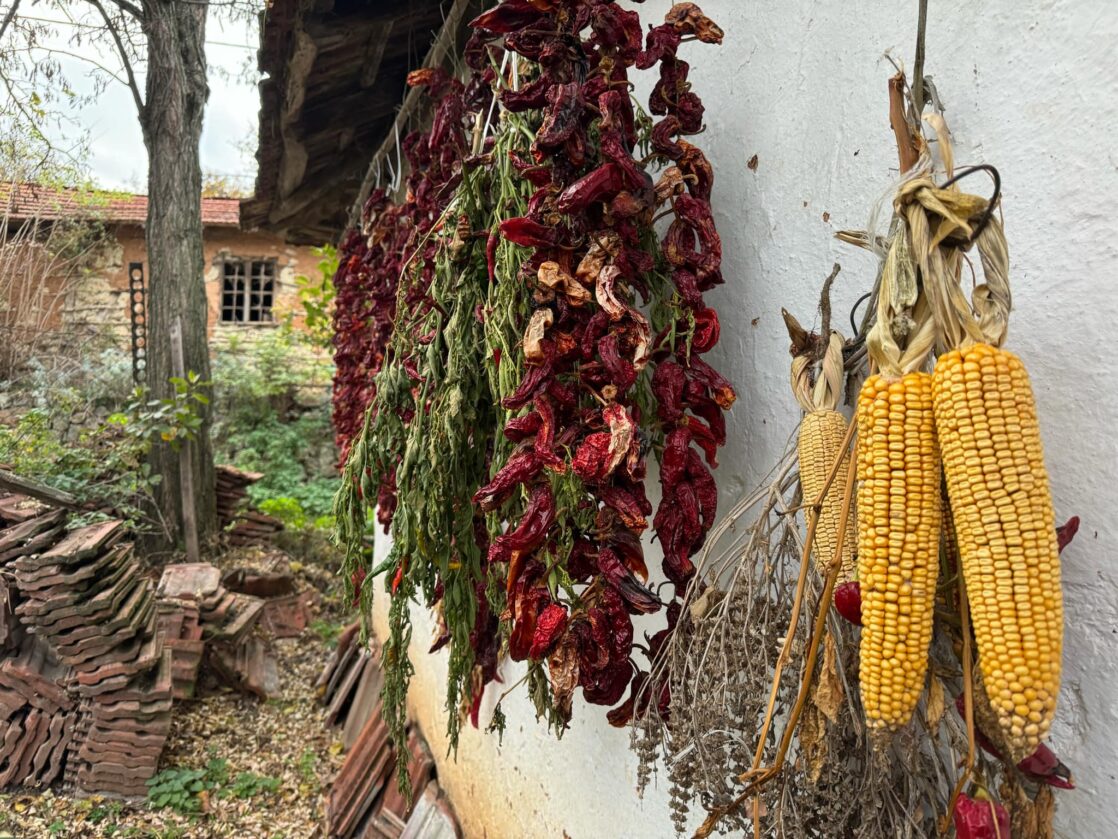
[
  {"x1": 643, "y1": 4, "x2": 731, "y2": 593},
  {"x1": 466, "y1": 0, "x2": 733, "y2": 729},
  {"x1": 330, "y1": 191, "x2": 410, "y2": 464},
  {"x1": 334, "y1": 59, "x2": 543, "y2": 790}
]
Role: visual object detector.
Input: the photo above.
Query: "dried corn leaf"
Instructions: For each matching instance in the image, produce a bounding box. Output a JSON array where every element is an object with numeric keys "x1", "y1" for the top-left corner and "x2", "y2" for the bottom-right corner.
[
  {"x1": 924, "y1": 674, "x2": 946, "y2": 733},
  {"x1": 1001, "y1": 779, "x2": 1056, "y2": 839},
  {"x1": 815, "y1": 631, "x2": 843, "y2": 724}
]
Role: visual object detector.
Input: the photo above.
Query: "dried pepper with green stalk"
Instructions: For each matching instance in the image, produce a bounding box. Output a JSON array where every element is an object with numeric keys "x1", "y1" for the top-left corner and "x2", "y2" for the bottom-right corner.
[{"x1": 336, "y1": 64, "x2": 538, "y2": 789}]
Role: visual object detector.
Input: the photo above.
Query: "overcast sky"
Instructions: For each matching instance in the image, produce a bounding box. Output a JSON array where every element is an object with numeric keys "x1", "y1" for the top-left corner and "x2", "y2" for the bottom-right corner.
[{"x1": 33, "y1": 12, "x2": 261, "y2": 193}]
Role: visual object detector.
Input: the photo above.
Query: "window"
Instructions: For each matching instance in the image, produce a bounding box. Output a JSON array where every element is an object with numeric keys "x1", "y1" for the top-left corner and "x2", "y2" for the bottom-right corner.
[{"x1": 220, "y1": 259, "x2": 275, "y2": 323}]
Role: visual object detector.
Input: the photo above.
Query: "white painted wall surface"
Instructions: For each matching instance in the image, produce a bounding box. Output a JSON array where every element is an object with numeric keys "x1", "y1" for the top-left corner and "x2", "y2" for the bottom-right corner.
[{"x1": 370, "y1": 2, "x2": 1118, "y2": 836}]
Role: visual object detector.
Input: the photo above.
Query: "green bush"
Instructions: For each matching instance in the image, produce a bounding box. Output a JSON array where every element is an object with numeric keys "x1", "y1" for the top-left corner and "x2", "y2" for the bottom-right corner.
[
  {"x1": 209, "y1": 329, "x2": 339, "y2": 521},
  {"x1": 0, "y1": 406, "x2": 158, "y2": 529},
  {"x1": 1, "y1": 300, "x2": 340, "y2": 538}
]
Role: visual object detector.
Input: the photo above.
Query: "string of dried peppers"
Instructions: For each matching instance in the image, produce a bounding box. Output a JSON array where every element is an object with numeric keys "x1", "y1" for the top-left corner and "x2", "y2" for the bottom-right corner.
[
  {"x1": 467, "y1": 0, "x2": 733, "y2": 730},
  {"x1": 334, "y1": 0, "x2": 735, "y2": 786}
]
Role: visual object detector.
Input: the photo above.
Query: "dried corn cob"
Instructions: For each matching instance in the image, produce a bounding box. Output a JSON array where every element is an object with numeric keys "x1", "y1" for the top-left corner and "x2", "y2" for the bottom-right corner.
[
  {"x1": 799, "y1": 409, "x2": 857, "y2": 580},
  {"x1": 856, "y1": 371, "x2": 942, "y2": 730},
  {"x1": 785, "y1": 326, "x2": 857, "y2": 581},
  {"x1": 933, "y1": 342, "x2": 1062, "y2": 759}
]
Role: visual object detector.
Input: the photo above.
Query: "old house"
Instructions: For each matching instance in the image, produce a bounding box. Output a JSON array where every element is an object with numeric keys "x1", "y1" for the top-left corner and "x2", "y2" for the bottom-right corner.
[{"x1": 0, "y1": 183, "x2": 322, "y2": 377}]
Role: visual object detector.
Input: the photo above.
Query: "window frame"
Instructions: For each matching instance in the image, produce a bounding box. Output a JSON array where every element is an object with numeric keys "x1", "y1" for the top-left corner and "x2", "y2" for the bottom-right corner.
[{"x1": 219, "y1": 257, "x2": 277, "y2": 325}]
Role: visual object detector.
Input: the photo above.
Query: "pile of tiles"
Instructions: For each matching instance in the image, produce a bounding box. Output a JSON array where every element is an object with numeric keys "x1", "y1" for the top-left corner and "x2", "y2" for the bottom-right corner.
[
  {"x1": 0, "y1": 504, "x2": 171, "y2": 796},
  {"x1": 156, "y1": 562, "x2": 278, "y2": 699},
  {"x1": 316, "y1": 625, "x2": 461, "y2": 839},
  {"x1": 215, "y1": 465, "x2": 284, "y2": 547},
  {"x1": 0, "y1": 488, "x2": 317, "y2": 798}
]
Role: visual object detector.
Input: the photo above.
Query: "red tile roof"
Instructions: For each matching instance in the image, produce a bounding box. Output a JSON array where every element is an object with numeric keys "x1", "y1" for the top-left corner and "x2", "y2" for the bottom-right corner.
[{"x1": 0, "y1": 183, "x2": 240, "y2": 227}]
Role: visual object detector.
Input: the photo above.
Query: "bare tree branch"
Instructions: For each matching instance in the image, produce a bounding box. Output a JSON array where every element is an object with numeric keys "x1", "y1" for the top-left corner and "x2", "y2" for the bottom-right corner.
[
  {"x1": 104, "y1": 0, "x2": 144, "y2": 21},
  {"x1": 0, "y1": 0, "x2": 22, "y2": 42},
  {"x1": 86, "y1": 0, "x2": 145, "y2": 116}
]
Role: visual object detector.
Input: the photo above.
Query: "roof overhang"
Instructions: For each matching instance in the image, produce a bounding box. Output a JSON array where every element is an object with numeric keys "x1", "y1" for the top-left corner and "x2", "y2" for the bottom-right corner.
[{"x1": 240, "y1": 0, "x2": 455, "y2": 245}]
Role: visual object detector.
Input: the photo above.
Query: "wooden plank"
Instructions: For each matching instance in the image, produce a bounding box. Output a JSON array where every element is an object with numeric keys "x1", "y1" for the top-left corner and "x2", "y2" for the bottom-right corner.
[{"x1": 0, "y1": 471, "x2": 81, "y2": 510}]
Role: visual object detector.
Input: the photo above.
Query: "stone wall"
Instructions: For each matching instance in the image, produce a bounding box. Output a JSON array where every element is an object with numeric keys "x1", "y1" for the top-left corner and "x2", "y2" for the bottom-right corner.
[{"x1": 14, "y1": 224, "x2": 326, "y2": 366}]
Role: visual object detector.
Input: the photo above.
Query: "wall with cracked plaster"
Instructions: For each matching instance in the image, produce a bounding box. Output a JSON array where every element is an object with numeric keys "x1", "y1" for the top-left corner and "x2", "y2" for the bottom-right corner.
[{"x1": 371, "y1": 1, "x2": 1118, "y2": 835}]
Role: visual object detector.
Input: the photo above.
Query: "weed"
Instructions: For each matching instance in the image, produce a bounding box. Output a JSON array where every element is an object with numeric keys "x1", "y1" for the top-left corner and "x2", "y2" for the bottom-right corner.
[
  {"x1": 309, "y1": 618, "x2": 344, "y2": 648},
  {"x1": 222, "y1": 771, "x2": 282, "y2": 800},
  {"x1": 145, "y1": 758, "x2": 228, "y2": 814},
  {"x1": 296, "y1": 748, "x2": 317, "y2": 783}
]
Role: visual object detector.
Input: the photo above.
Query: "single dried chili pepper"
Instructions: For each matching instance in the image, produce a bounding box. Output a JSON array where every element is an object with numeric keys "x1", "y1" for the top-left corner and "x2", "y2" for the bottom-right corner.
[
  {"x1": 589, "y1": 4, "x2": 643, "y2": 64},
  {"x1": 1056, "y1": 515, "x2": 1079, "y2": 552},
  {"x1": 468, "y1": 0, "x2": 547, "y2": 34},
  {"x1": 473, "y1": 448, "x2": 544, "y2": 511},
  {"x1": 529, "y1": 603, "x2": 569, "y2": 659},
  {"x1": 534, "y1": 82, "x2": 585, "y2": 154},
  {"x1": 952, "y1": 695, "x2": 1075, "y2": 789},
  {"x1": 598, "y1": 333, "x2": 638, "y2": 391},
  {"x1": 486, "y1": 229, "x2": 499, "y2": 282},
  {"x1": 637, "y1": 24, "x2": 682, "y2": 70},
  {"x1": 572, "y1": 432, "x2": 613, "y2": 484},
  {"x1": 500, "y1": 216, "x2": 569, "y2": 248},
  {"x1": 597, "y1": 546, "x2": 661, "y2": 613},
  {"x1": 664, "y1": 2, "x2": 725, "y2": 43},
  {"x1": 833, "y1": 580, "x2": 863, "y2": 626},
  {"x1": 952, "y1": 792, "x2": 1011, "y2": 839},
  {"x1": 690, "y1": 306, "x2": 720, "y2": 353},
  {"x1": 599, "y1": 484, "x2": 651, "y2": 532},
  {"x1": 556, "y1": 163, "x2": 627, "y2": 214},
  {"x1": 509, "y1": 586, "x2": 551, "y2": 661},
  {"x1": 496, "y1": 484, "x2": 558, "y2": 595},
  {"x1": 502, "y1": 359, "x2": 553, "y2": 409},
  {"x1": 500, "y1": 75, "x2": 554, "y2": 112}
]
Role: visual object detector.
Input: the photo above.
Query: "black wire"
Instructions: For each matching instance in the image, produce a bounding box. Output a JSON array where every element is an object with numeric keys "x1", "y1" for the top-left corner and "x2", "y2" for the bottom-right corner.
[
  {"x1": 940, "y1": 163, "x2": 1001, "y2": 244},
  {"x1": 850, "y1": 292, "x2": 872, "y2": 336}
]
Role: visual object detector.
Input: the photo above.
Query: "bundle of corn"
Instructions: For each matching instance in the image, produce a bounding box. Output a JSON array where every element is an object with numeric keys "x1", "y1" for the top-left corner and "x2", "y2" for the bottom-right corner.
[
  {"x1": 636, "y1": 268, "x2": 974, "y2": 838},
  {"x1": 900, "y1": 118, "x2": 1063, "y2": 763},
  {"x1": 785, "y1": 315, "x2": 857, "y2": 582}
]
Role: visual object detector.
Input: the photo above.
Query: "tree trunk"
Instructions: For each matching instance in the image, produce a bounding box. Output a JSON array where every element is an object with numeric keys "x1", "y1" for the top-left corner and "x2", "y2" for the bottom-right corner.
[{"x1": 141, "y1": 0, "x2": 216, "y2": 549}]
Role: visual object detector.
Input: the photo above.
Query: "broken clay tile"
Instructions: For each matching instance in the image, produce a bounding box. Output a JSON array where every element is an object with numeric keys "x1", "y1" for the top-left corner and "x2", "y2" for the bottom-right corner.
[
  {"x1": 399, "y1": 781, "x2": 461, "y2": 839},
  {"x1": 327, "y1": 708, "x2": 394, "y2": 839},
  {"x1": 35, "y1": 519, "x2": 123, "y2": 564},
  {"x1": 261, "y1": 590, "x2": 315, "y2": 638},
  {"x1": 223, "y1": 567, "x2": 297, "y2": 598},
  {"x1": 0, "y1": 494, "x2": 50, "y2": 525},
  {"x1": 156, "y1": 563, "x2": 223, "y2": 602}
]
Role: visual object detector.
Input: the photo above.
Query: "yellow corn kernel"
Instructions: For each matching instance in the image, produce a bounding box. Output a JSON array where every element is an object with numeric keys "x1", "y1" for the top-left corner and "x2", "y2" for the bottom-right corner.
[
  {"x1": 799, "y1": 410, "x2": 857, "y2": 581},
  {"x1": 933, "y1": 342, "x2": 1062, "y2": 760},
  {"x1": 856, "y1": 372, "x2": 942, "y2": 731}
]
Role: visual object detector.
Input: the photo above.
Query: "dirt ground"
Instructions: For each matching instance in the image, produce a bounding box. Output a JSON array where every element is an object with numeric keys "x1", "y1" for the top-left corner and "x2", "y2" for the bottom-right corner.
[{"x1": 0, "y1": 548, "x2": 348, "y2": 839}]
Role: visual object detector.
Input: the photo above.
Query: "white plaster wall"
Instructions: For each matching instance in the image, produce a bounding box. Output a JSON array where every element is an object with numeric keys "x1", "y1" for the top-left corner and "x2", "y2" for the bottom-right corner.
[{"x1": 371, "y1": 2, "x2": 1118, "y2": 836}]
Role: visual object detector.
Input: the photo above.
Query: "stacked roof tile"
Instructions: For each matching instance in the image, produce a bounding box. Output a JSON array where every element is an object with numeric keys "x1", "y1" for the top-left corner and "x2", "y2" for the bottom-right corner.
[{"x1": 316, "y1": 624, "x2": 461, "y2": 839}]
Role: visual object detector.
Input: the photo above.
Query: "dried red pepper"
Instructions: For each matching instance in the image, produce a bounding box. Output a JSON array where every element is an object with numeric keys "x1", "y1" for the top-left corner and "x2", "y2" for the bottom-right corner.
[{"x1": 953, "y1": 792, "x2": 1012, "y2": 839}]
